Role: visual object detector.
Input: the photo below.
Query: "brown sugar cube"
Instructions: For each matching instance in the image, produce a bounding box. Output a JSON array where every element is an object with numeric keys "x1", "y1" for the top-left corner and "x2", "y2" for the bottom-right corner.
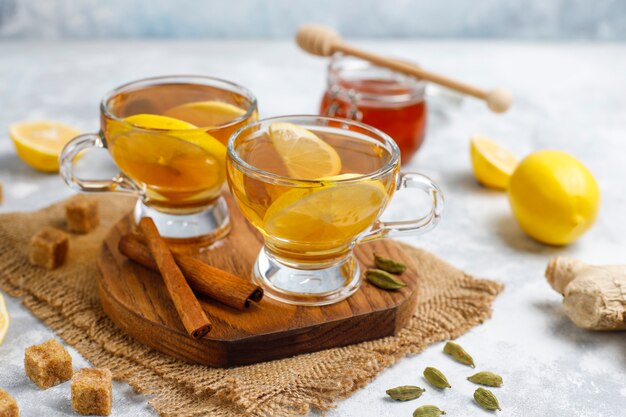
[
  {"x1": 71, "y1": 368, "x2": 112, "y2": 416},
  {"x1": 29, "y1": 227, "x2": 69, "y2": 270},
  {"x1": 0, "y1": 388, "x2": 19, "y2": 417},
  {"x1": 65, "y1": 197, "x2": 99, "y2": 234},
  {"x1": 24, "y1": 339, "x2": 73, "y2": 389}
]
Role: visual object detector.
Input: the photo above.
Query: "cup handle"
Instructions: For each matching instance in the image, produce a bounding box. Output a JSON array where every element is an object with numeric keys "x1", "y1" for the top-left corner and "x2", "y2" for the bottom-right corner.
[
  {"x1": 59, "y1": 133, "x2": 141, "y2": 195},
  {"x1": 359, "y1": 172, "x2": 444, "y2": 242}
]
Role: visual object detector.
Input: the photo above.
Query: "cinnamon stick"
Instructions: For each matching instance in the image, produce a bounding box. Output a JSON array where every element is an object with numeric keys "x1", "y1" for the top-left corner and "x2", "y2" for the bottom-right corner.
[
  {"x1": 137, "y1": 217, "x2": 212, "y2": 339},
  {"x1": 119, "y1": 233, "x2": 263, "y2": 310}
]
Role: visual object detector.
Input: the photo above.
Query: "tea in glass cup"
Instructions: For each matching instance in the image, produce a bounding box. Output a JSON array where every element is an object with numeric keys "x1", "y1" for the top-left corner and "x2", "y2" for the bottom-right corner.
[
  {"x1": 60, "y1": 75, "x2": 257, "y2": 242},
  {"x1": 227, "y1": 116, "x2": 443, "y2": 306}
]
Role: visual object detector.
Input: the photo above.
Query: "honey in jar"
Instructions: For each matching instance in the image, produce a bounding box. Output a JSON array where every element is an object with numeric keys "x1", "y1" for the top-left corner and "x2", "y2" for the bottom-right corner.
[{"x1": 320, "y1": 54, "x2": 427, "y2": 164}]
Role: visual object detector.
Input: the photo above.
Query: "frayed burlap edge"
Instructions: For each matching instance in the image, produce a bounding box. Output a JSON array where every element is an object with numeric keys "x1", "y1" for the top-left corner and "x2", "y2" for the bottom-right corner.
[{"x1": 0, "y1": 196, "x2": 503, "y2": 417}]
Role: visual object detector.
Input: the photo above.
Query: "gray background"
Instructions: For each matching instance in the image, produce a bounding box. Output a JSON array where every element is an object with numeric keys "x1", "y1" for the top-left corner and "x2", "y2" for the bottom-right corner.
[{"x1": 0, "y1": 0, "x2": 625, "y2": 40}]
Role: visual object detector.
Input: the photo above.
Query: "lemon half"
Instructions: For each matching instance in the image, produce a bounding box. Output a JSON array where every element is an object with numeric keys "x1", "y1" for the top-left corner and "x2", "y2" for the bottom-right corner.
[
  {"x1": 9, "y1": 120, "x2": 81, "y2": 172},
  {"x1": 0, "y1": 292, "x2": 9, "y2": 346},
  {"x1": 470, "y1": 134, "x2": 519, "y2": 190}
]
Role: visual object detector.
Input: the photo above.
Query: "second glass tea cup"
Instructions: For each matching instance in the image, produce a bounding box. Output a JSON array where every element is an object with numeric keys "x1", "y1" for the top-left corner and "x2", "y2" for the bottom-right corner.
[{"x1": 227, "y1": 115, "x2": 443, "y2": 306}]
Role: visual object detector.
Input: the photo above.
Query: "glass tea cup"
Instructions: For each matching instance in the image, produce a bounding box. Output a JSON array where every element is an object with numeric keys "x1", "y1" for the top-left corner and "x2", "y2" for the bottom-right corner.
[
  {"x1": 227, "y1": 115, "x2": 443, "y2": 306},
  {"x1": 60, "y1": 75, "x2": 258, "y2": 242}
]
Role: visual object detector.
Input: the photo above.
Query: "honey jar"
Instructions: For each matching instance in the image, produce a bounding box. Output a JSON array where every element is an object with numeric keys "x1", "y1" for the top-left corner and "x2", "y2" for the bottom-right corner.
[{"x1": 320, "y1": 54, "x2": 427, "y2": 164}]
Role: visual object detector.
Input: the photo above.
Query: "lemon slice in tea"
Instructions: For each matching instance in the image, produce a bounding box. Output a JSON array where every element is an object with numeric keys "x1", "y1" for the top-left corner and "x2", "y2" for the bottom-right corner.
[
  {"x1": 318, "y1": 173, "x2": 363, "y2": 182},
  {"x1": 123, "y1": 114, "x2": 226, "y2": 161},
  {"x1": 125, "y1": 114, "x2": 196, "y2": 131},
  {"x1": 163, "y1": 100, "x2": 246, "y2": 127},
  {"x1": 9, "y1": 120, "x2": 81, "y2": 172},
  {"x1": 268, "y1": 122, "x2": 341, "y2": 180},
  {"x1": 263, "y1": 178, "x2": 388, "y2": 247}
]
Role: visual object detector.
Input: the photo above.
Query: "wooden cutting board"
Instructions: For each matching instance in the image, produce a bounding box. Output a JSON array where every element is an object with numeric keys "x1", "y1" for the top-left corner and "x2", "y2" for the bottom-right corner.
[{"x1": 97, "y1": 194, "x2": 421, "y2": 367}]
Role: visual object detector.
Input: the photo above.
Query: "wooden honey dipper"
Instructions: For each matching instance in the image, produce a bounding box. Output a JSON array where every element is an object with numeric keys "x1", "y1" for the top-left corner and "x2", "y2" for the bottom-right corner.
[{"x1": 296, "y1": 24, "x2": 512, "y2": 113}]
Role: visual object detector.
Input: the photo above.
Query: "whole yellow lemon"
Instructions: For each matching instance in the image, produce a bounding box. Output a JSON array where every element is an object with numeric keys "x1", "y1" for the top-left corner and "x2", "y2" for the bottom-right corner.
[{"x1": 507, "y1": 150, "x2": 600, "y2": 245}]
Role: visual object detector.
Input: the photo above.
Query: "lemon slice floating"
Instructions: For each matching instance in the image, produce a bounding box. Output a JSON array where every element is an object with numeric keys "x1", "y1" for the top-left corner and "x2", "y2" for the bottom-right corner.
[
  {"x1": 470, "y1": 134, "x2": 518, "y2": 190},
  {"x1": 123, "y1": 114, "x2": 226, "y2": 161},
  {"x1": 0, "y1": 292, "x2": 9, "y2": 347},
  {"x1": 9, "y1": 120, "x2": 81, "y2": 172},
  {"x1": 163, "y1": 100, "x2": 246, "y2": 127},
  {"x1": 268, "y1": 122, "x2": 341, "y2": 180},
  {"x1": 263, "y1": 178, "x2": 388, "y2": 246},
  {"x1": 124, "y1": 114, "x2": 197, "y2": 131},
  {"x1": 318, "y1": 173, "x2": 363, "y2": 182}
]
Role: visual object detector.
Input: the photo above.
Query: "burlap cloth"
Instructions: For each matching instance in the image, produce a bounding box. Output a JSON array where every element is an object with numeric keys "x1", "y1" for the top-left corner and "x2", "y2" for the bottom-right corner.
[{"x1": 0, "y1": 195, "x2": 503, "y2": 417}]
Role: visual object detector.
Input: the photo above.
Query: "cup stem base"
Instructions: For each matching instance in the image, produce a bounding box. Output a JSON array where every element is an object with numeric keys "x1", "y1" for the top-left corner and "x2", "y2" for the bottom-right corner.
[
  {"x1": 133, "y1": 197, "x2": 230, "y2": 246},
  {"x1": 253, "y1": 248, "x2": 361, "y2": 306}
]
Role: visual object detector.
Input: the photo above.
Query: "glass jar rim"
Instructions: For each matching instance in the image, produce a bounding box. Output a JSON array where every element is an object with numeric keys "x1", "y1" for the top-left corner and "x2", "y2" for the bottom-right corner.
[
  {"x1": 100, "y1": 75, "x2": 258, "y2": 132},
  {"x1": 228, "y1": 115, "x2": 400, "y2": 186},
  {"x1": 327, "y1": 54, "x2": 426, "y2": 104}
]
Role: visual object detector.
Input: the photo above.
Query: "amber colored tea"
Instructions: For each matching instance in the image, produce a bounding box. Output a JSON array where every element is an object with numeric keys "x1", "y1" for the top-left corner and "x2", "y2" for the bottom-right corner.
[
  {"x1": 103, "y1": 83, "x2": 257, "y2": 213},
  {"x1": 227, "y1": 124, "x2": 398, "y2": 264}
]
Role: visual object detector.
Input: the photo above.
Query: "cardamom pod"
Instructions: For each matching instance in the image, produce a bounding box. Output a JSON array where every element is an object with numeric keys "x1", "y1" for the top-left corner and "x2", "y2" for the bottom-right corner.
[
  {"x1": 374, "y1": 254, "x2": 407, "y2": 274},
  {"x1": 443, "y1": 341, "x2": 475, "y2": 367},
  {"x1": 467, "y1": 371, "x2": 503, "y2": 387},
  {"x1": 474, "y1": 387, "x2": 501, "y2": 411},
  {"x1": 423, "y1": 367, "x2": 451, "y2": 389},
  {"x1": 413, "y1": 405, "x2": 446, "y2": 417},
  {"x1": 366, "y1": 269, "x2": 406, "y2": 290},
  {"x1": 385, "y1": 385, "x2": 425, "y2": 401}
]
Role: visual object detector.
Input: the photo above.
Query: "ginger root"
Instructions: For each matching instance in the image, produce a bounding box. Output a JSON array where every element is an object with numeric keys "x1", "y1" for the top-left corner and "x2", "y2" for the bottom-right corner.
[{"x1": 545, "y1": 257, "x2": 626, "y2": 330}]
